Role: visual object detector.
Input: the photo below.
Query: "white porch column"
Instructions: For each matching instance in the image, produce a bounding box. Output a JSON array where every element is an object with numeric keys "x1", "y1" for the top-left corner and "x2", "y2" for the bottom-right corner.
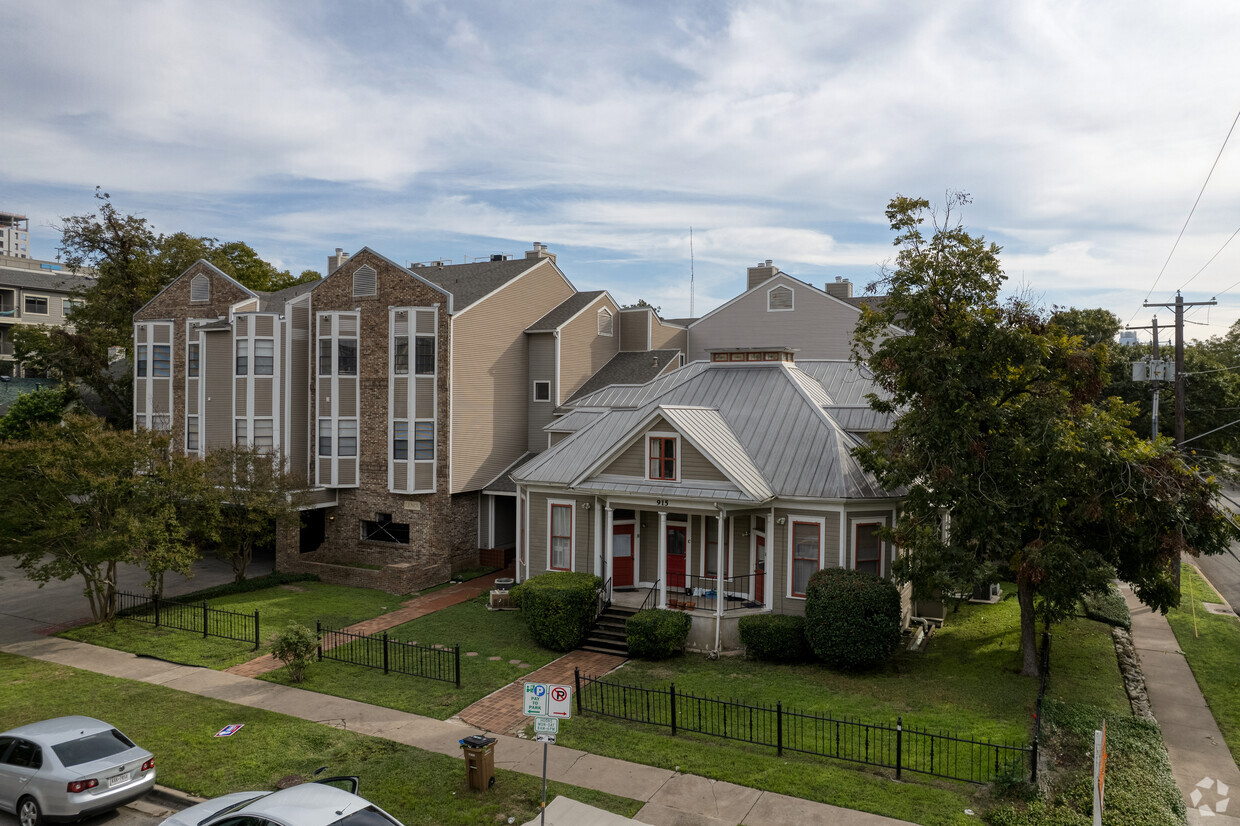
[
  {"x1": 592, "y1": 500, "x2": 602, "y2": 578},
  {"x1": 604, "y1": 505, "x2": 615, "y2": 601},
  {"x1": 767, "y1": 506, "x2": 776, "y2": 607},
  {"x1": 658, "y1": 511, "x2": 668, "y2": 609},
  {"x1": 716, "y1": 511, "x2": 726, "y2": 618}
]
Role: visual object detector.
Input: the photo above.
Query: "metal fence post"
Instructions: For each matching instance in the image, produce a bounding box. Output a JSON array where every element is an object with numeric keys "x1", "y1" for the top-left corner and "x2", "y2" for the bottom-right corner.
[
  {"x1": 316, "y1": 621, "x2": 323, "y2": 662},
  {"x1": 575, "y1": 668, "x2": 583, "y2": 715},
  {"x1": 777, "y1": 701, "x2": 783, "y2": 757},
  {"x1": 670, "y1": 683, "x2": 677, "y2": 736},
  {"x1": 153, "y1": 593, "x2": 161, "y2": 628},
  {"x1": 896, "y1": 717, "x2": 903, "y2": 780},
  {"x1": 1030, "y1": 736, "x2": 1038, "y2": 784},
  {"x1": 253, "y1": 610, "x2": 260, "y2": 651},
  {"x1": 202, "y1": 602, "x2": 208, "y2": 638},
  {"x1": 454, "y1": 644, "x2": 461, "y2": 688},
  {"x1": 382, "y1": 632, "x2": 390, "y2": 675}
]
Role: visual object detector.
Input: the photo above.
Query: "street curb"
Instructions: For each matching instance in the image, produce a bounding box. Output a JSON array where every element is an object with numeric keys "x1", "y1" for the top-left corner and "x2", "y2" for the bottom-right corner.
[{"x1": 147, "y1": 783, "x2": 208, "y2": 809}]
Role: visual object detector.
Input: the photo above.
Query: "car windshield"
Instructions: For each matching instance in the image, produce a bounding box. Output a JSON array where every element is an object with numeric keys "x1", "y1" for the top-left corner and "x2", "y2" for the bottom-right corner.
[
  {"x1": 198, "y1": 794, "x2": 267, "y2": 826},
  {"x1": 51, "y1": 730, "x2": 135, "y2": 767},
  {"x1": 332, "y1": 807, "x2": 402, "y2": 826}
]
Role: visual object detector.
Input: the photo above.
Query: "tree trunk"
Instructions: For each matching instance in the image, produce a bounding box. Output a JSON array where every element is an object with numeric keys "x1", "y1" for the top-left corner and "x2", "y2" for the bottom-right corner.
[{"x1": 1017, "y1": 574, "x2": 1040, "y2": 678}]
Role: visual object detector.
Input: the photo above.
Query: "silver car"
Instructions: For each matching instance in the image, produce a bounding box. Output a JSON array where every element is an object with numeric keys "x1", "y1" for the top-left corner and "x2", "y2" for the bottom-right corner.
[
  {"x1": 159, "y1": 777, "x2": 404, "y2": 826},
  {"x1": 0, "y1": 716, "x2": 156, "y2": 826}
]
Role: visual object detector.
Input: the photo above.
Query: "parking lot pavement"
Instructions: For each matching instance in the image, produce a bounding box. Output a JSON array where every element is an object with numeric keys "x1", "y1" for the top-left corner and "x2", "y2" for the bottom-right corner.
[{"x1": 0, "y1": 794, "x2": 183, "y2": 826}]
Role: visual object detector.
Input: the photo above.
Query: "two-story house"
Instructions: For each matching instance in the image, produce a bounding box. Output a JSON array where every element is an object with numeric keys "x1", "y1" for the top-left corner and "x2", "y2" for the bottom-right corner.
[{"x1": 0, "y1": 255, "x2": 95, "y2": 377}]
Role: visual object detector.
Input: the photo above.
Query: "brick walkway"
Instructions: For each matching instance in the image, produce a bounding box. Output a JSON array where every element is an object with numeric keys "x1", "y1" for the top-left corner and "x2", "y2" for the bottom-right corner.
[
  {"x1": 226, "y1": 566, "x2": 513, "y2": 678},
  {"x1": 455, "y1": 649, "x2": 627, "y2": 734}
]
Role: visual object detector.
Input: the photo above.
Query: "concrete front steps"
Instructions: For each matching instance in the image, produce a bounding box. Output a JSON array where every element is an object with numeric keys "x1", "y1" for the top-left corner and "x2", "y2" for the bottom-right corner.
[{"x1": 581, "y1": 603, "x2": 637, "y2": 657}]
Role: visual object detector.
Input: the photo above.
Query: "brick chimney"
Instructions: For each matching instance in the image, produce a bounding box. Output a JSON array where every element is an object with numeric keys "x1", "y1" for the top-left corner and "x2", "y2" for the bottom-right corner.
[
  {"x1": 327, "y1": 248, "x2": 350, "y2": 275},
  {"x1": 525, "y1": 242, "x2": 556, "y2": 264},
  {"x1": 746, "y1": 260, "x2": 777, "y2": 290},
  {"x1": 824, "y1": 276, "x2": 853, "y2": 300}
]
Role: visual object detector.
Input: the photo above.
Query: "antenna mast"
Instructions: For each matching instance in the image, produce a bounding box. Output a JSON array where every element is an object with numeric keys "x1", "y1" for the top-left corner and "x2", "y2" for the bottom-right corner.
[{"x1": 689, "y1": 227, "x2": 695, "y2": 318}]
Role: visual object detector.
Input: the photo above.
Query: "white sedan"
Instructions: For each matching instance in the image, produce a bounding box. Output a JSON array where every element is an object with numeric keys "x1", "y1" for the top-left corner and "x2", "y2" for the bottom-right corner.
[
  {"x1": 159, "y1": 778, "x2": 404, "y2": 826},
  {"x1": 0, "y1": 716, "x2": 156, "y2": 826}
]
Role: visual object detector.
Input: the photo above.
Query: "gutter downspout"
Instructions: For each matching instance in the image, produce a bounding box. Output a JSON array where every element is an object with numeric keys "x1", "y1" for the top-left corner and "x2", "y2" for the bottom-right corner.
[{"x1": 714, "y1": 505, "x2": 725, "y2": 655}]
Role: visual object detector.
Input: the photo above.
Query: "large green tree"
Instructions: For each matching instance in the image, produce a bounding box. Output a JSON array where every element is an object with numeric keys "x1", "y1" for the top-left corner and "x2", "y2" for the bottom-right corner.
[
  {"x1": 0, "y1": 414, "x2": 218, "y2": 621},
  {"x1": 853, "y1": 193, "x2": 1238, "y2": 677}
]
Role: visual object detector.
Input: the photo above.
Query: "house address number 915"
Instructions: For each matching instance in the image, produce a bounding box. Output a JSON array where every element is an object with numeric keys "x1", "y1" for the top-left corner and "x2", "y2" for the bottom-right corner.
[{"x1": 655, "y1": 499, "x2": 669, "y2": 507}]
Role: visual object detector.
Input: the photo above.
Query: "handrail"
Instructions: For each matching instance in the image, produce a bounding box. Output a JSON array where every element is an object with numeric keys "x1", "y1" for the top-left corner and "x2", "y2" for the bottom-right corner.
[
  {"x1": 638, "y1": 579, "x2": 660, "y2": 613},
  {"x1": 594, "y1": 577, "x2": 612, "y2": 624}
]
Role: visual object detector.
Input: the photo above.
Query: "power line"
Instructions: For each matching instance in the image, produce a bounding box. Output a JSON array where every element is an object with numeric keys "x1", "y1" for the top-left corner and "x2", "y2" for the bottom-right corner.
[
  {"x1": 1131, "y1": 103, "x2": 1240, "y2": 323},
  {"x1": 1182, "y1": 224, "x2": 1240, "y2": 292}
]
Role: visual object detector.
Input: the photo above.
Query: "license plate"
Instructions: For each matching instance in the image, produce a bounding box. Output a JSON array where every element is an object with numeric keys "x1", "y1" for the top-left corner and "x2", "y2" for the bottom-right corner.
[{"x1": 107, "y1": 772, "x2": 131, "y2": 788}]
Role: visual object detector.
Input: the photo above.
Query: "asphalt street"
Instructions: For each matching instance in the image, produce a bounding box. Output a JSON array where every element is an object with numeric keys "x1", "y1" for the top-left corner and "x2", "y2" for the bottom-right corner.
[
  {"x1": 0, "y1": 554, "x2": 274, "y2": 645},
  {"x1": 0, "y1": 797, "x2": 175, "y2": 826},
  {"x1": 1200, "y1": 484, "x2": 1240, "y2": 610}
]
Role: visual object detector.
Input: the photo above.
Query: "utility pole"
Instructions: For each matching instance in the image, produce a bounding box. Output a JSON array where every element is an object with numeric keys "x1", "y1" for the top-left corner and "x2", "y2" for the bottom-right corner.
[
  {"x1": 1144, "y1": 292, "x2": 1216, "y2": 448},
  {"x1": 1127, "y1": 317, "x2": 1163, "y2": 440}
]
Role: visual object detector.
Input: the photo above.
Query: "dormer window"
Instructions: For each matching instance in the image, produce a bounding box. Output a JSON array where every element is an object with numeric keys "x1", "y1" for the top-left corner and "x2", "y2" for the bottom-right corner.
[
  {"x1": 190, "y1": 274, "x2": 210, "y2": 302},
  {"x1": 597, "y1": 307, "x2": 613, "y2": 336},
  {"x1": 648, "y1": 434, "x2": 678, "y2": 481},
  {"x1": 768, "y1": 285, "x2": 793, "y2": 311},
  {"x1": 353, "y1": 265, "x2": 377, "y2": 297}
]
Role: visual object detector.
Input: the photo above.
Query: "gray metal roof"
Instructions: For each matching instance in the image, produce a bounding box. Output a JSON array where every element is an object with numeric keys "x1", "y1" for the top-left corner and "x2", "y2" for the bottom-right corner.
[
  {"x1": 824, "y1": 406, "x2": 895, "y2": 433},
  {"x1": 564, "y1": 350, "x2": 682, "y2": 404},
  {"x1": 564, "y1": 360, "x2": 710, "y2": 409},
  {"x1": 513, "y1": 362, "x2": 895, "y2": 501},
  {"x1": 795, "y1": 360, "x2": 888, "y2": 406},
  {"x1": 545, "y1": 409, "x2": 604, "y2": 433},
  {"x1": 412, "y1": 258, "x2": 546, "y2": 312},
  {"x1": 526, "y1": 291, "x2": 606, "y2": 332}
]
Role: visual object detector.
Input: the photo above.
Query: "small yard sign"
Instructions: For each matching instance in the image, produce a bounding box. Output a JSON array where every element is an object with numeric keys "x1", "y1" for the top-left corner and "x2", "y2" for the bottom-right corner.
[
  {"x1": 523, "y1": 682, "x2": 548, "y2": 716},
  {"x1": 214, "y1": 724, "x2": 244, "y2": 738},
  {"x1": 547, "y1": 683, "x2": 572, "y2": 718}
]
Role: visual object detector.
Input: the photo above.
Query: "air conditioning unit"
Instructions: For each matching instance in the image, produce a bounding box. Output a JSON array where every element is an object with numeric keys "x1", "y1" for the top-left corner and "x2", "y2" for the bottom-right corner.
[{"x1": 969, "y1": 583, "x2": 1002, "y2": 604}]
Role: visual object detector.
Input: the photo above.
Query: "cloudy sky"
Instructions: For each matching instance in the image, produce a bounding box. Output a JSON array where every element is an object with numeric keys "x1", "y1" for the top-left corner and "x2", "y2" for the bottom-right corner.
[{"x1": 4, "y1": 1, "x2": 1240, "y2": 340}]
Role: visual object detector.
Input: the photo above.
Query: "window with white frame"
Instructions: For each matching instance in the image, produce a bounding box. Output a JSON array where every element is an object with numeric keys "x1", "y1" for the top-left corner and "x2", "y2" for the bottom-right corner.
[
  {"x1": 533, "y1": 380, "x2": 551, "y2": 402},
  {"x1": 767, "y1": 285, "x2": 794, "y2": 312},
  {"x1": 235, "y1": 419, "x2": 248, "y2": 445},
  {"x1": 186, "y1": 416, "x2": 199, "y2": 452},
  {"x1": 647, "y1": 434, "x2": 679, "y2": 481},
  {"x1": 392, "y1": 422, "x2": 409, "y2": 460},
  {"x1": 413, "y1": 421, "x2": 434, "y2": 459},
  {"x1": 135, "y1": 345, "x2": 148, "y2": 377},
  {"x1": 152, "y1": 344, "x2": 170, "y2": 377},
  {"x1": 394, "y1": 336, "x2": 409, "y2": 374},
  {"x1": 254, "y1": 339, "x2": 274, "y2": 375},
  {"x1": 597, "y1": 307, "x2": 613, "y2": 336},
  {"x1": 235, "y1": 340, "x2": 249, "y2": 376},
  {"x1": 24, "y1": 295, "x2": 48, "y2": 315},
  {"x1": 549, "y1": 501, "x2": 574, "y2": 571},
  {"x1": 854, "y1": 520, "x2": 885, "y2": 576},
  {"x1": 253, "y1": 419, "x2": 274, "y2": 450},
  {"x1": 790, "y1": 518, "x2": 823, "y2": 597},
  {"x1": 338, "y1": 420, "x2": 358, "y2": 457},
  {"x1": 318, "y1": 419, "x2": 332, "y2": 456},
  {"x1": 187, "y1": 342, "x2": 200, "y2": 377}
]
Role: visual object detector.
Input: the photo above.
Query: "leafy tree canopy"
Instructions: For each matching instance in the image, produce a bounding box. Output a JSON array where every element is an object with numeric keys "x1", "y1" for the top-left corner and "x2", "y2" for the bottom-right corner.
[
  {"x1": 853, "y1": 193, "x2": 1238, "y2": 677},
  {"x1": 1048, "y1": 306, "x2": 1122, "y2": 348},
  {"x1": 0, "y1": 384, "x2": 74, "y2": 441}
]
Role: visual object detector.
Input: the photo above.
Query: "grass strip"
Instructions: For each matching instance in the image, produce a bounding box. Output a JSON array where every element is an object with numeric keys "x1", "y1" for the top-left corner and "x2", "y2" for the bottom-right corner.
[
  {"x1": 1165, "y1": 563, "x2": 1240, "y2": 767},
  {"x1": 0, "y1": 652, "x2": 642, "y2": 826}
]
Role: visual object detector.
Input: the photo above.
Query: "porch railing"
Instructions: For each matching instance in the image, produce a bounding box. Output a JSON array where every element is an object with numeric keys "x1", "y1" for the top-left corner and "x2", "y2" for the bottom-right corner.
[
  {"x1": 637, "y1": 579, "x2": 660, "y2": 613},
  {"x1": 594, "y1": 577, "x2": 612, "y2": 623},
  {"x1": 677, "y1": 573, "x2": 763, "y2": 612}
]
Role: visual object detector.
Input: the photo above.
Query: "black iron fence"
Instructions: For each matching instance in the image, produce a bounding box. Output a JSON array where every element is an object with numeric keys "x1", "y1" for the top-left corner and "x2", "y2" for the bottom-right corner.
[
  {"x1": 679, "y1": 573, "x2": 762, "y2": 612},
  {"x1": 116, "y1": 591, "x2": 260, "y2": 650},
  {"x1": 317, "y1": 622, "x2": 460, "y2": 687},
  {"x1": 575, "y1": 668, "x2": 1034, "y2": 784}
]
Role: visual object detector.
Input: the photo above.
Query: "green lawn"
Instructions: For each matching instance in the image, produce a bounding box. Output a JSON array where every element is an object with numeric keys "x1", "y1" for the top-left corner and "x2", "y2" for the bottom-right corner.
[
  {"x1": 1166, "y1": 563, "x2": 1240, "y2": 767},
  {"x1": 59, "y1": 581, "x2": 407, "y2": 669},
  {"x1": 260, "y1": 596, "x2": 559, "y2": 719},
  {"x1": 0, "y1": 653, "x2": 643, "y2": 826}
]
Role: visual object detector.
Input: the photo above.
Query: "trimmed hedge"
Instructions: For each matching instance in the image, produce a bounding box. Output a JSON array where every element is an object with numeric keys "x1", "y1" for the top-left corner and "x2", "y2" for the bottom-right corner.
[
  {"x1": 1080, "y1": 586, "x2": 1131, "y2": 630},
  {"x1": 738, "y1": 614, "x2": 813, "y2": 662},
  {"x1": 804, "y1": 568, "x2": 902, "y2": 670},
  {"x1": 626, "y1": 609, "x2": 691, "y2": 659},
  {"x1": 510, "y1": 572, "x2": 602, "y2": 652}
]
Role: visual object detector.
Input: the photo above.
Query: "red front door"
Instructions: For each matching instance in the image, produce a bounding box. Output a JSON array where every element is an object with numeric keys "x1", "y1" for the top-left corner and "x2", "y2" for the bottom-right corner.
[
  {"x1": 612, "y1": 524, "x2": 635, "y2": 587},
  {"x1": 754, "y1": 534, "x2": 766, "y2": 603},
  {"x1": 666, "y1": 525, "x2": 687, "y2": 589}
]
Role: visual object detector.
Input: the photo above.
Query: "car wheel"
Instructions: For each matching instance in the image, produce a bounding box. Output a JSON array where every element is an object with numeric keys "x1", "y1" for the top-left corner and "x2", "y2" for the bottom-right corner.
[{"x1": 17, "y1": 796, "x2": 42, "y2": 826}]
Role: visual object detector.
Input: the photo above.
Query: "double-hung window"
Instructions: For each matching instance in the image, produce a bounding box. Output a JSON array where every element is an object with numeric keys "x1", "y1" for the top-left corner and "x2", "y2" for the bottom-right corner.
[
  {"x1": 414, "y1": 336, "x2": 435, "y2": 375},
  {"x1": 338, "y1": 339, "x2": 358, "y2": 375},
  {"x1": 135, "y1": 345, "x2": 148, "y2": 377},
  {"x1": 393, "y1": 336, "x2": 409, "y2": 374},
  {"x1": 855, "y1": 522, "x2": 883, "y2": 576},
  {"x1": 318, "y1": 339, "x2": 332, "y2": 375},
  {"x1": 186, "y1": 416, "x2": 199, "y2": 452},
  {"x1": 152, "y1": 345, "x2": 171, "y2": 377},
  {"x1": 318, "y1": 419, "x2": 332, "y2": 456},
  {"x1": 187, "y1": 343, "x2": 200, "y2": 377},
  {"x1": 414, "y1": 422, "x2": 434, "y2": 460},
  {"x1": 648, "y1": 436, "x2": 677, "y2": 481},
  {"x1": 339, "y1": 420, "x2": 358, "y2": 457},
  {"x1": 791, "y1": 520, "x2": 821, "y2": 598},
  {"x1": 393, "y1": 422, "x2": 409, "y2": 460},
  {"x1": 235, "y1": 340, "x2": 249, "y2": 376},
  {"x1": 550, "y1": 502, "x2": 573, "y2": 571},
  {"x1": 254, "y1": 340, "x2": 274, "y2": 375}
]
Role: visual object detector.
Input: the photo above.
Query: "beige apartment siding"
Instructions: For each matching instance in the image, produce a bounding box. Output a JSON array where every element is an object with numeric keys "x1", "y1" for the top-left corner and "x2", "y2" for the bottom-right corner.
[
  {"x1": 134, "y1": 380, "x2": 146, "y2": 411},
  {"x1": 152, "y1": 379, "x2": 171, "y2": 414},
  {"x1": 392, "y1": 377, "x2": 408, "y2": 419},
  {"x1": 288, "y1": 302, "x2": 310, "y2": 479},
  {"x1": 203, "y1": 331, "x2": 234, "y2": 449},
  {"x1": 254, "y1": 378, "x2": 273, "y2": 417},
  {"x1": 680, "y1": 442, "x2": 727, "y2": 483},
  {"x1": 526, "y1": 333, "x2": 557, "y2": 452},
  {"x1": 415, "y1": 377, "x2": 434, "y2": 419},
  {"x1": 619, "y1": 310, "x2": 649, "y2": 351},
  {"x1": 255, "y1": 315, "x2": 274, "y2": 337},
  {"x1": 452, "y1": 261, "x2": 574, "y2": 493},
  {"x1": 234, "y1": 378, "x2": 247, "y2": 417},
  {"x1": 557, "y1": 297, "x2": 620, "y2": 403},
  {"x1": 650, "y1": 318, "x2": 686, "y2": 353},
  {"x1": 687, "y1": 276, "x2": 861, "y2": 362},
  {"x1": 337, "y1": 378, "x2": 357, "y2": 414},
  {"x1": 16, "y1": 290, "x2": 68, "y2": 326}
]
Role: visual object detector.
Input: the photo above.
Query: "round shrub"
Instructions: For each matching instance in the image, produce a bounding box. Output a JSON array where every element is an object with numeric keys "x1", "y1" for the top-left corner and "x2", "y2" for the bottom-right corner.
[
  {"x1": 738, "y1": 614, "x2": 812, "y2": 662},
  {"x1": 271, "y1": 622, "x2": 317, "y2": 683},
  {"x1": 626, "y1": 609, "x2": 691, "y2": 659},
  {"x1": 804, "y1": 568, "x2": 901, "y2": 669},
  {"x1": 510, "y1": 572, "x2": 602, "y2": 652}
]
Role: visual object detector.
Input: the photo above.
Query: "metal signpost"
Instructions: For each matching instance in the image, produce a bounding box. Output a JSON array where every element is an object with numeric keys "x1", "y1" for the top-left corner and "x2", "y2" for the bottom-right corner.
[{"x1": 523, "y1": 682, "x2": 571, "y2": 825}]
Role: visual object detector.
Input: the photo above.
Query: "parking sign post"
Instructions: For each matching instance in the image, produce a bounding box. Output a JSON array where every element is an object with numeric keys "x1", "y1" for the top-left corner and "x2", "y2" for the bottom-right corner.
[{"x1": 522, "y1": 682, "x2": 571, "y2": 826}]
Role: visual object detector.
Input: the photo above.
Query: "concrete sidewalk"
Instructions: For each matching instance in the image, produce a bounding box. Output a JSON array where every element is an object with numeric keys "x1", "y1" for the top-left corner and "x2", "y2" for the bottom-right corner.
[
  {"x1": 1, "y1": 637, "x2": 911, "y2": 826},
  {"x1": 1122, "y1": 582, "x2": 1240, "y2": 824}
]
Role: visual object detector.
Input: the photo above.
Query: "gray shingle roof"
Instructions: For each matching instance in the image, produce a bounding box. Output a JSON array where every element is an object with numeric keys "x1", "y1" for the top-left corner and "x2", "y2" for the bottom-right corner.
[
  {"x1": 482, "y1": 451, "x2": 538, "y2": 493},
  {"x1": 565, "y1": 350, "x2": 682, "y2": 404},
  {"x1": 0, "y1": 263, "x2": 95, "y2": 293},
  {"x1": 526, "y1": 291, "x2": 606, "y2": 332},
  {"x1": 258, "y1": 279, "x2": 319, "y2": 311},
  {"x1": 513, "y1": 363, "x2": 896, "y2": 501},
  {"x1": 411, "y1": 258, "x2": 547, "y2": 312}
]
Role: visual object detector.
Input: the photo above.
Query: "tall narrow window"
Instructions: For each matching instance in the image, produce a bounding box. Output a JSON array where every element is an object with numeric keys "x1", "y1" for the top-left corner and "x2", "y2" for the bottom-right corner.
[
  {"x1": 791, "y1": 521, "x2": 821, "y2": 597},
  {"x1": 394, "y1": 336, "x2": 409, "y2": 374},
  {"x1": 236, "y1": 340, "x2": 249, "y2": 376},
  {"x1": 338, "y1": 339, "x2": 358, "y2": 375},
  {"x1": 414, "y1": 422, "x2": 434, "y2": 460},
  {"x1": 152, "y1": 344, "x2": 171, "y2": 377},
  {"x1": 254, "y1": 419, "x2": 274, "y2": 450},
  {"x1": 186, "y1": 416, "x2": 199, "y2": 451},
  {"x1": 414, "y1": 336, "x2": 435, "y2": 374},
  {"x1": 235, "y1": 419, "x2": 248, "y2": 445},
  {"x1": 550, "y1": 504, "x2": 572, "y2": 571},
  {"x1": 254, "y1": 340, "x2": 274, "y2": 375},
  {"x1": 393, "y1": 422, "x2": 409, "y2": 460},
  {"x1": 855, "y1": 523, "x2": 883, "y2": 576},
  {"x1": 648, "y1": 436, "x2": 677, "y2": 481},
  {"x1": 339, "y1": 420, "x2": 358, "y2": 457},
  {"x1": 318, "y1": 419, "x2": 332, "y2": 456},
  {"x1": 187, "y1": 343, "x2": 200, "y2": 377},
  {"x1": 135, "y1": 345, "x2": 148, "y2": 378},
  {"x1": 318, "y1": 338, "x2": 332, "y2": 375}
]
